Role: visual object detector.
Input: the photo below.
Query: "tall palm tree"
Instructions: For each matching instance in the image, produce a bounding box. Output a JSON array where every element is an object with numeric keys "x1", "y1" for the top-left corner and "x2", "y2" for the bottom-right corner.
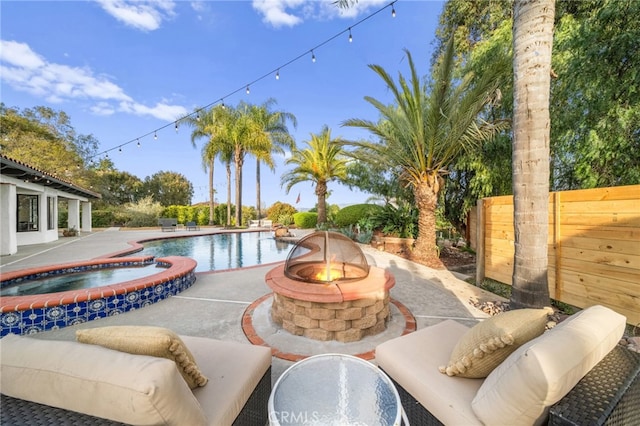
[
  {"x1": 342, "y1": 38, "x2": 508, "y2": 266},
  {"x1": 281, "y1": 126, "x2": 348, "y2": 225},
  {"x1": 510, "y1": 0, "x2": 555, "y2": 309},
  {"x1": 185, "y1": 107, "x2": 217, "y2": 225},
  {"x1": 185, "y1": 105, "x2": 235, "y2": 226},
  {"x1": 207, "y1": 105, "x2": 241, "y2": 227},
  {"x1": 246, "y1": 99, "x2": 297, "y2": 221}
]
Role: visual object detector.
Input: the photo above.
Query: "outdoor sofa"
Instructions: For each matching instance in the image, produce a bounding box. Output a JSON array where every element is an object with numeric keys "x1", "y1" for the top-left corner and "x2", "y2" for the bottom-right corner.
[
  {"x1": 0, "y1": 329, "x2": 272, "y2": 425},
  {"x1": 376, "y1": 304, "x2": 640, "y2": 425}
]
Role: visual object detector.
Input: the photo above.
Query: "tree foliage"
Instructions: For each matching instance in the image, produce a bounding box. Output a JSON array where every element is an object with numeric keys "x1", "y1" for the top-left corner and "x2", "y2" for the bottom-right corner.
[
  {"x1": 551, "y1": 0, "x2": 640, "y2": 188},
  {"x1": 143, "y1": 171, "x2": 193, "y2": 207},
  {"x1": 435, "y1": 0, "x2": 640, "y2": 214},
  {"x1": 281, "y1": 126, "x2": 348, "y2": 225}
]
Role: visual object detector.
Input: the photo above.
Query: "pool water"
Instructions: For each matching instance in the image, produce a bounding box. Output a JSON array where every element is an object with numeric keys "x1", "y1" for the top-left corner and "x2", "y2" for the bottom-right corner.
[
  {"x1": 138, "y1": 232, "x2": 292, "y2": 273},
  {"x1": 0, "y1": 264, "x2": 161, "y2": 297}
]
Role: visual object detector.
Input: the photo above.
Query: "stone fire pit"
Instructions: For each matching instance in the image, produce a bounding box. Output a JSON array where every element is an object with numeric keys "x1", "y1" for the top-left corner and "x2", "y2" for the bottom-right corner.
[{"x1": 265, "y1": 231, "x2": 395, "y2": 343}]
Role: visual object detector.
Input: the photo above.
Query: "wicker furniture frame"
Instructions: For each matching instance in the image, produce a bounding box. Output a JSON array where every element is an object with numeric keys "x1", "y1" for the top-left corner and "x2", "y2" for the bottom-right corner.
[
  {"x1": 383, "y1": 346, "x2": 640, "y2": 426},
  {"x1": 0, "y1": 367, "x2": 271, "y2": 426}
]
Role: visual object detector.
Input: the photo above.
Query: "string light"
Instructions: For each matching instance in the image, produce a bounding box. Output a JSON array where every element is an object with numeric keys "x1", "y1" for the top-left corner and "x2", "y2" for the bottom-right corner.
[{"x1": 89, "y1": 0, "x2": 397, "y2": 161}]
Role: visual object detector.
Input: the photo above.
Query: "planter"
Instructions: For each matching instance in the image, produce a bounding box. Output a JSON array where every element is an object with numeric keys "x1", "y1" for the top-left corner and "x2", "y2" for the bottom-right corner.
[{"x1": 371, "y1": 235, "x2": 415, "y2": 254}]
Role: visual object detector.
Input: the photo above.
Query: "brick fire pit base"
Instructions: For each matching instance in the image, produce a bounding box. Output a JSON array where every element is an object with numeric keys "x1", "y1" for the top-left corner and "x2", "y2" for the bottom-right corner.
[{"x1": 265, "y1": 264, "x2": 395, "y2": 342}]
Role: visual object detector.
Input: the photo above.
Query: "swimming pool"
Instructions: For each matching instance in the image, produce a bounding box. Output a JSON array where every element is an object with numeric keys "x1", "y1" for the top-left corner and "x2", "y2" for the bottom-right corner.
[
  {"x1": 0, "y1": 264, "x2": 161, "y2": 297},
  {"x1": 138, "y1": 231, "x2": 292, "y2": 272}
]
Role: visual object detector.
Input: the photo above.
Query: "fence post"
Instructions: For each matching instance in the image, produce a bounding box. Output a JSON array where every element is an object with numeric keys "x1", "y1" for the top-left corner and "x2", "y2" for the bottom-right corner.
[
  {"x1": 553, "y1": 191, "x2": 562, "y2": 299},
  {"x1": 475, "y1": 199, "x2": 485, "y2": 286}
]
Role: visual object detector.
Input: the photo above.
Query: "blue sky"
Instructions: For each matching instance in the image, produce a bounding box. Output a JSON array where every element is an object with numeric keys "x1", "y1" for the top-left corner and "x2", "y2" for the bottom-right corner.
[{"x1": 1, "y1": 0, "x2": 443, "y2": 209}]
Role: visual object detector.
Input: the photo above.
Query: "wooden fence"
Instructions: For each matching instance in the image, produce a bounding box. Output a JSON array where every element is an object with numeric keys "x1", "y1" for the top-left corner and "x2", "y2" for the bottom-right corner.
[{"x1": 473, "y1": 185, "x2": 640, "y2": 325}]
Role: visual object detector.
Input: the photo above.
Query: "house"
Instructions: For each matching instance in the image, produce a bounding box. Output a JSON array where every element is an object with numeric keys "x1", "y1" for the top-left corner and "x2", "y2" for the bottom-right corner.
[{"x1": 0, "y1": 154, "x2": 101, "y2": 256}]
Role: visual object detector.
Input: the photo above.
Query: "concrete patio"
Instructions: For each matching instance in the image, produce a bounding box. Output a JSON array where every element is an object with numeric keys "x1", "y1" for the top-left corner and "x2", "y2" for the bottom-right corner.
[{"x1": 0, "y1": 227, "x2": 499, "y2": 381}]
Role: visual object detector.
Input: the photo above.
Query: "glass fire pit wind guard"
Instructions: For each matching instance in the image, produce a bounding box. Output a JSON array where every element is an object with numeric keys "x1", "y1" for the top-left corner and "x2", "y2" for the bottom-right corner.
[{"x1": 284, "y1": 231, "x2": 370, "y2": 284}]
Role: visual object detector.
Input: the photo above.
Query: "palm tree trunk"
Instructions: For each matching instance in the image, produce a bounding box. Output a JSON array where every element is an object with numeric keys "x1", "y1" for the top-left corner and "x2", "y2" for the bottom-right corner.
[
  {"x1": 510, "y1": 0, "x2": 554, "y2": 309},
  {"x1": 208, "y1": 159, "x2": 215, "y2": 226},
  {"x1": 226, "y1": 161, "x2": 232, "y2": 228},
  {"x1": 413, "y1": 178, "x2": 442, "y2": 268},
  {"x1": 256, "y1": 159, "x2": 261, "y2": 220},
  {"x1": 316, "y1": 180, "x2": 327, "y2": 225},
  {"x1": 235, "y1": 151, "x2": 244, "y2": 227}
]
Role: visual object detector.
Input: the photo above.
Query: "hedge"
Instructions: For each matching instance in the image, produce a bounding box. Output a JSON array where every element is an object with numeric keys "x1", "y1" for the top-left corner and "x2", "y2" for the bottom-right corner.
[
  {"x1": 293, "y1": 212, "x2": 318, "y2": 229},
  {"x1": 334, "y1": 204, "x2": 383, "y2": 227}
]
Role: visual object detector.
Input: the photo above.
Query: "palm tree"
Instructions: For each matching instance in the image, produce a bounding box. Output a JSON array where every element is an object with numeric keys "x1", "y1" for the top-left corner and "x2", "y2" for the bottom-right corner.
[
  {"x1": 342, "y1": 38, "x2": 508, "y2": 266},
  {"x1": 184, "y1": 107, "x2": 217, "y2": 225},
  {"x1": 185, "y1": 105, "x2": 235, "y2": 226},
  {"x1": 509, "y1": 0, "x2": 555, "y2": 309},
  {"x1": 281, "y1": 126, "x2": 348, "y2": 225},
  {"x1": 208, "y1": 105, "x2": 241, "y2": 227},
  {"x1": 246, "y1": 99, "x2": 297, "y2": 221}
]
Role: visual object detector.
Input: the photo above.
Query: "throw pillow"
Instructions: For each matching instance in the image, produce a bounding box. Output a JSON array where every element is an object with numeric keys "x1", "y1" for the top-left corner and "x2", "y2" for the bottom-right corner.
[
  {"x1": 76, "y1": 326, "x2": 208, "y2": 389},
  {"x1": 439, "y1": 307, "x2": 553, "y2": 378}
]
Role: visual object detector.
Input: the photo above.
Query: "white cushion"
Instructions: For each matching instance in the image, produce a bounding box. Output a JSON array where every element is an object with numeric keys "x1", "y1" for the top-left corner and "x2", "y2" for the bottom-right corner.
[
  {"x1": 0, "y1": 333, "x2": 207, "y2": 426},
  {"x1": 472, "y1": 305, "x2": 626, "y2": 426},
  {"x1": 376, "y1": 320, "x2": 484, "y2": 425},
  {"x1": 183, "y1": 336, "x2": 272, "y2": 426}
]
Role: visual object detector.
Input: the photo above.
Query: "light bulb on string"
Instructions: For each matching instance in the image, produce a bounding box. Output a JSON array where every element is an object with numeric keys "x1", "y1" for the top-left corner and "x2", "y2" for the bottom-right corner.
[
  {"x1": 118, "y1": 146, "x2": 122, "y2": 153},
  {"x1": 349, "y1": 28, "x2": 353, "y2": 43},
  {"x1": 276, "y1": 69, "x2": 280, "y2": 80},
  {"x1": 311, "y1": 50, "x2": 316, "y2": 63},
  {"x1": 196, "y1": 112, "x2": 200, "y2": 121},
  {"x1": 154, "y1": 131, "x2": 158, "y2": 140},
  {"x1": 137, "y1": 139, "x2": 141, "y2": 147},
  {"x1": 246, "y1": 85, "x2": 250, "y2": 95},
  {"x1": 391, "y1": 4, "x2": 396, "y2": 17},
  {"x1": 175, "y1": 122, "x2": 179, "y2": 133}
]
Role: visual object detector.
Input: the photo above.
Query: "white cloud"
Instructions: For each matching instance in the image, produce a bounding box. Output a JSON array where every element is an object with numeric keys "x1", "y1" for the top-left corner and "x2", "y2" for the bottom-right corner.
[
  {"x1": 95, "y1": 0, "x2": 176, "y2": 31},
  {"x1": 0, "y1": 40, "x2": 187, "y2": 122},
  {"x1": 251, "y1": 0, "x2": 388, "y2": 28},
  {"x1": 252, "y1": 0, "x2": 304, "y2": 28},
  {"x1": 119, "y1": 101, "x2": 187, "y2": 122}
]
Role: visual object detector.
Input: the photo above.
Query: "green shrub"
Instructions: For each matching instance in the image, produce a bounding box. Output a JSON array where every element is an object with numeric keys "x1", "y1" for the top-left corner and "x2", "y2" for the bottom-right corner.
[
  {"x1": 371, "y1": 203, "x2": 418, "y2": 238},
  {"x1": 293, "y1": 212, "x2": 318, "y2": 229},
  {"x1": 266, "y1": 202, "x2": 297, "y2": 223},
  {"x1": 195, "y1": 207, "x2": 209, "y2": 225},
  {"x1": 125, "y1": 196, "x2": 164, "y2": 227},
  {"x1": 242, "y1": 206, "x2": 257, "y2": 227},
  {"x1": 334, "y1": 204, "x2": 383, "y2": 227},
  {"x1": 92, "y1": 210, "x2": 116, "y2": 227}
]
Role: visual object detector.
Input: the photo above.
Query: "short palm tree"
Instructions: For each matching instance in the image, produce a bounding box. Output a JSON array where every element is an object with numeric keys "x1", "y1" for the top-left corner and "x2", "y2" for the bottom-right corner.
[
  {"x1": 281, "y1": 126, "x2": 348, "y2": 225},
  {"x1": 342, "y1": 38, "x2": 508, "y2": 266}
]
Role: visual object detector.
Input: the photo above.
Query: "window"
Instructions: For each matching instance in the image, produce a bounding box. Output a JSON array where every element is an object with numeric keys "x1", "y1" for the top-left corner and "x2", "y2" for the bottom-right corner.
[
  {"x1": 47, "y1": 197, "x2": 55, "y2": 230},
  {"x1": 17, "y1": 194, "x2": 38, "y2": 232}
]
